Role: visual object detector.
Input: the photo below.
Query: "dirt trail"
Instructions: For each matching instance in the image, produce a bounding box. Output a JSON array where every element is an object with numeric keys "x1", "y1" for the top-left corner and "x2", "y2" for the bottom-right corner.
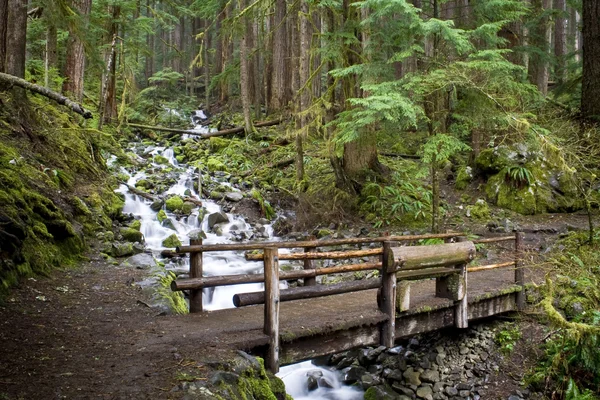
[{"x1": 0, "y1": 213, "x2": 596, "y2": 399}]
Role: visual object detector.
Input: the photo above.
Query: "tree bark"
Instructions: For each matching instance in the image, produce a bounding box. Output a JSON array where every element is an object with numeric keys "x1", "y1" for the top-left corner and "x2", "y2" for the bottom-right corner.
[
  {"x1": 45, "y1": 23, "x2": 57, "y2": 88},
  {"x1": 296, "y1": 0, "x2": 311, "y2": 183},
  {"x1": 98, "y1": 5, "x2": 120, "y2": 128},
  {"x1": 0, "y1": 72, "x2": 93, "y2": 118},
  {"x1": 527, "y1": 0, "x2": 551, "y2": 96},
  {"x1": 239, "y1": 0, "x2": 253, "y2": 135},
  {"x1": 0, "y1": 0, "x2": 8, "y2": 73},
  {"x1": 63, "y1": 0, "x2": 92, "y2": 101},
  {"x1": 270, "y1": 0, "x2": 287, "y2": 111},
  {"x1": 6, "y1": 0, "x2": 28, "y2": 78},
  {"x1": 554, "y1": 0, "x2": 567, "y2": 84},
  {"x1": 568, "y1": 6, "x2": 580, "y2": 62},
  {"x1": 581, "y1": 0, "x2": 600, "y2": 123}
]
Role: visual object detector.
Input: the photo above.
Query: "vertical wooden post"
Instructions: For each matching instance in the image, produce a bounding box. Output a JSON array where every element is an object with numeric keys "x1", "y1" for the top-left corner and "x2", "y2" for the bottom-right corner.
[
  {"x1": 189, "y1": 238, "x2": 203, "y2": 313},
  {"x1": 303, "y1": 235, "x2": 316, "y2": 286},
  {"x1": 455, "y1": 236, "x2": 469, "y2": 329},
  {"x1": 514, "y1": 231, "x2": 525, "y2": 310},
  {"x1": 263, "y1": 247, "x2": 280, "y2": 373},
  {"x1": 396, "y1": 281, "x2": 411, "y2": 312},
  {"x1": 380, "y1": 241, "x2": 397, "y2": 348}
]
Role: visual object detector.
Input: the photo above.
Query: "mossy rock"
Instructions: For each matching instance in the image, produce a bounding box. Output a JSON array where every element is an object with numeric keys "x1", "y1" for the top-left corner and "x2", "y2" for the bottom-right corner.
[
  {"x1": 162, "y1": 234, "x2": 182, "y2": 248},
  {"x1": 120, "y1": 227, "x2": 144, "y2": 243},
  {"x1": 154, "y1": 155, "x2": 169, "y2": 165},
  {"x1": 455, "y1": 166, "x2": 473, "y2": 191},
  {"x1": 111, "y1": 242, "x2": 135, "y2": 258},
  {"x1": 207, "y1": 157, "x2": 226, "y2": 172},
  {"x1": 165, "y1": 196, "x2": 184, "y2": 212},
  {"x1": 181, "y1": 201, "x2": 195, "y2": 215},
  {"x1": 135, "y1": 179, "x2": 153, "y2": 190},
  {"x1": 157, "y1": 209, "x2": 167, "y2": 223},
  {"x1": 209, "y1": 137, "x2": 230, "y2": 151},
  {"x1": 129, "y1": 219, "x2": 141, "y2": 231},
  {"x1": 467, "y1": 199, "x2": 491, "y2": 221}
]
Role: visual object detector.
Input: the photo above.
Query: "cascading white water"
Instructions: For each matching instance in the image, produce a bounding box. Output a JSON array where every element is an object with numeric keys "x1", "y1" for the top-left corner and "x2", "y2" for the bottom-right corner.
[{"x1": 115, "y1": 119, "x2": 362, "y2": 399}]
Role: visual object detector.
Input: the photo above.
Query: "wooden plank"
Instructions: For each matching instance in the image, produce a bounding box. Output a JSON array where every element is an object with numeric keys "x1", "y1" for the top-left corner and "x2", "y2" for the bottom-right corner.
[
  {"x1": 515, "y1": 231, "x2": 525, "y2": 310},
  {"x1": 467, "y1": 261, "x2": 515, "y2": 273},
  {"x1": 176, "y1": 232, "x2": 465, "y2": 253},
  {"x1": 304, "y1": 239, "x2": 317, "y2": 286},
  {"x1": 396, "y1": 267, "x2": 458, "y2": 281},
  {"x1": 245, "y1": 248, "x2": 383, "y2": 261},
  {"x1": 234, "y1": 279, "x2": 381, "y2": 307},
  {"x1": 380, "y1": 242, "x2": 396, "y2": 347},
  {"x1": 263, "y1": 247, "x2": 280, "y2": 373},
  {"x1": 472, "y1": 236, "x2": 516, "y2": 244},
  {"x1": 391, "y1": 241, "x2": 475, "y2": 272},
  {"x1": 189, "y1": 238, "x2": 203, "y2": 313},
  {"x1": 172, "y1": 262, "x2": 382, "y2": 291},
  {"x1": 396, "y1": 281, "x2": 411, "y2": 312}
]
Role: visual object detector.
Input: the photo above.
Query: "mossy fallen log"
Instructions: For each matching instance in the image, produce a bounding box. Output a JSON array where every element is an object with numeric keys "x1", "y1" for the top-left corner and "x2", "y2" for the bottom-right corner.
[
  {"x1": 0, "y1": 72, "x2": 92, "y2": 119},
  {"x1": 128, "y1": 118, "x2": 282, "y2": 138}
]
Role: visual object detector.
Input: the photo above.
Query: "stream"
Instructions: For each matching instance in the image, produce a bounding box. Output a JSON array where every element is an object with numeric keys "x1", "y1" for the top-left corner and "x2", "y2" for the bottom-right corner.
[{"x1": 111, "y1": 120, "x2": 363, "y2": 399}]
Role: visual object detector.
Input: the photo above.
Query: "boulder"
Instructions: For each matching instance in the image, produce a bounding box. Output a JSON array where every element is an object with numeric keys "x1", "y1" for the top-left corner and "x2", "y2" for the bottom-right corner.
[
  {"x1": 165, "y1": 196, "x2": 184, "y2": 212},
  {"x1": 162, "y1": 234, "x2": 182, "y2": 248},
  {"x1": 120, "y1": 227, "x2": 144, "y2": 243},
  {"x1": 225, "y1": 192, "x2": 244, "y2": 202},
  {"x1": 111, "y1": 242, "x2": 135, "y2": 258},
  {"x1": 121, "y1": 253, "x2": 155, "y2": 270},
  {"x1": 403, "y1": 367, "x2": 422, "y2": 386},
  {"x1": 208, "y1": 212, "x2": 229, "y2": 229},
  {"x1": 364, "y1": 385, "x2": 400, "y2": 400}
]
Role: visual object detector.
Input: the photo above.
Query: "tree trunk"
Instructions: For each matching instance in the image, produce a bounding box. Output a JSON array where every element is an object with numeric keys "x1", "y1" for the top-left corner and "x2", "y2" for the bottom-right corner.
[
  {"x1": 45, "y1": 23, "x2": 57, "y2": 88},
  {"x1": 239, "y1": 0, "x2": 253, "y2": 135},
  {"x1": 98, "y1": 5, "x2": 120, "y2": 129},
  {"x1": 63, "y1": 0, "x2": 91, "y2": 101},
  {"x1": 568, "y1": 7, "x2": 580, "y2": 63},
  {"x1": 144, "y1": 0, "x2": 154, "y2": 84},
  {"x1": 296, "y1": 0, "x2": 311, "y2": 183},
  {"x1": 270, "y1": 0, "x2": 287, "y2": 111},
  {"x1": 554, "y1": 0, "x2": 567, "y2": 84},
  {"x1": 527, "y1": 0, "x2": 551, "y2": 96},
  {"x1": 0, "y1": 0, "x2": 8, "y2": 73},
  {"x1": 581, "y1": 0, "x2": 600, "y2": 123},
  {"x1": 6, "y1": 0, "x2": 28, "y2": 78}
]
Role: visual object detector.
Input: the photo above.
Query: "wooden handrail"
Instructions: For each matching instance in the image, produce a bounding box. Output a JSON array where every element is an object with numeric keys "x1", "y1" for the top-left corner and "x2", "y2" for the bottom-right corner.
[
  {"x1": 175, "y1": 232, "x2": 464, "y2": 253},
  {"x1": 245, "y1": 248, "x2": 383, "y2": 261}
]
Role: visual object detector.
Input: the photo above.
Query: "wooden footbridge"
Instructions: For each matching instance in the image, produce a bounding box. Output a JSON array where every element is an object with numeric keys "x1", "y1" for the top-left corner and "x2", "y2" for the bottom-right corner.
[{"x1": 170, "y1": 232, "x2": 525, "y2": 373}]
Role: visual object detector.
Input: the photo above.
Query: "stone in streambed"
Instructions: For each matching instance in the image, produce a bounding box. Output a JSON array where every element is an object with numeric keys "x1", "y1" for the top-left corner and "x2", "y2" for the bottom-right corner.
[
  {"x1": 165, "y1": 196, "x2": 184, "y2": 212},
  {"x1": 120, "y1": 227, "x2": 144, "y2": 243},
  {"x1": 208, "y1": 212, "x2": 229, "y2": 229},
  {"x1": 421, "y1": 369, "x2": 440, "y2": 384},
  {"x1": 225, "y1": 192, "x2": 244, "y2": 202},
  {"x1": 416, "y1": 385, "x2": 433, "y2": 399},
  {"x1": 364, "y1": 385, "x2": 400, "y2": 400},
  {"x1": 162, "y1": 234, "x2": 182, "y2": 248},
  {"x1": 161, "y1": 218, "x2": 177, "y2": 231},
  {"x1": 403, "y1": 367, "x2": 422, "y2": 386},
  {"x1": 111, "y1": 242, "x2": 135, "y2": 257}
]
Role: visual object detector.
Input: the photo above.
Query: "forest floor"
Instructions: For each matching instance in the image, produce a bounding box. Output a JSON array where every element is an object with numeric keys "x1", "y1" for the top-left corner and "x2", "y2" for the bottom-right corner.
[{"x1": 0, "y1": 211, "x2": 595, "y2": 399}]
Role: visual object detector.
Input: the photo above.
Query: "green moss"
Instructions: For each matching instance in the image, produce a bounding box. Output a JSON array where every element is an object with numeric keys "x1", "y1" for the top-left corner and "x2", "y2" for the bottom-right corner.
[
  {"x1": 154, "y1": 155, "x2": 169, "y2": 164},
  {"x1": 156, "y1": 271, "x2": 188, "y2": 315},
  {"x1": 130, "y1": 219, "x2": 141, "y2": 231},
  {"x1": 165, "y1": 196, "x2": 184, "y2": 212},
  {"x1": 162, "y1": 234, "x2": 182, "y2": 248},
  {"x1": 468, "y1": 199, "x2": 491, "y2": 221},
  {"x1": 209, "y1": 137, "x2": 230, "y2": 151},
  {"x1": 135, "y1": 179, "x2": 152, "y2": 189},
  {"x1": 121, "y1": 227, "x2": 144, "y2": 243},
  {"x1": 181, "y1": 201, "x2": 195, "y2": 215},
  {"x1": 157, "y1": 209, "x2": 167, "y2": 223},
  {"x1": 455, "y1": 165, "x2": 473, "y2": 190},
  {"x1": 207, "y1": 157, "x2": 227, "y2": 172}
]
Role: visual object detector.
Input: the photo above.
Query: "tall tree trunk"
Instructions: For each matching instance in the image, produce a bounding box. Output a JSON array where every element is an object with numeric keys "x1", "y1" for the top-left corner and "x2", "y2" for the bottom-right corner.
[
  {"x1": 581, "y1": 0, "x2": 600, "y2": 123},
  {"x1": 98, "y1": 6, "x2": 120, "y2": 128},
  {"x1": 289, "y1": 1, "x2": 299, "y2": 108},
  {"x1": 6, "y1": 0, "x2": 28, "y2": 78},
  {"x1": 214, "y1": 6, "x2": 223, "y2": 101},
  {"x1": 63, "y1": 0, "x2": 92, "y2": 101},
  {"x1": 0, "y1": 0, "x2": 8, "y2": 73},
  {"x1": 554, "y1": 0, "x2": 567, "y2": 84},
  {"x1": 270, "y1": 0, "x2": 287, "y2": 111},
  {"x1": 527, "y1": 0, "x2": 551, "y2": 96},
  {"x1": 239, "y1": 0, "x2": 253, "y2": 135},
  {"x1": 568, "y1": 6, "x2": 580, "y2": 62},
  {"x1": 144, "y1": 0, "x2": 154, "y2": 84},
  {"x1": 252, "y1": 20, "x2": 261, "y2": 120},
  {"x1": 296, "y1": 0, "x2": 312, "y2": 183},
  {"x1": 45, "y1": 23, "x2": 57, "y2": 88}
]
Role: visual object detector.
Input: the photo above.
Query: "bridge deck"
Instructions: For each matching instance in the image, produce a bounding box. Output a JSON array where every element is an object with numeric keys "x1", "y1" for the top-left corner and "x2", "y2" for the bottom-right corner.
[{"x1": 152, "y1": 267, "x2": 522, "y2": 364}]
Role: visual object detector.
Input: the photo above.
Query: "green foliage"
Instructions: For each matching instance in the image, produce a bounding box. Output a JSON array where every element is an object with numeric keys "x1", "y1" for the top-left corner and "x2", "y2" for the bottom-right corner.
[
  {"x1": 494, "y1": 322, "x2": 522, "y2": 355},
  {"x1": 361, "y1": 174, "x2": 431, "y2": 227},
  {"x1": 500, "y1": 165, "x2": 534, "y2": 188},
  {"x1": 155, "y1": 271, "x2": 188, "y2": 315},
  {"x1": 528, "y1": 232, "x2": 600, "y2": 396},
  {"x1": 251, "y1": 189, "x2": 275, "y2": 221}
]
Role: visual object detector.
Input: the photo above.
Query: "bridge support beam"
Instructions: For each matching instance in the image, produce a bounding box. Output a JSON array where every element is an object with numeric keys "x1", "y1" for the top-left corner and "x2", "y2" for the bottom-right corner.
[
  {"x1": 189, "y1": 238, "x2": 203, "y2": 313},
  {"x1": 380, "y1": 241, "x2": 397, "y2": 347},
  {"x1": 264, "y1": 247, "x2": 280, "y2": 373}
]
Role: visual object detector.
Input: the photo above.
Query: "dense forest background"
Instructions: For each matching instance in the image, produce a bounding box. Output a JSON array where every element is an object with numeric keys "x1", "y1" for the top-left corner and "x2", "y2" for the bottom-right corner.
[{"x1": 1, "y1": 0, "x2": 600, "y2": 398}]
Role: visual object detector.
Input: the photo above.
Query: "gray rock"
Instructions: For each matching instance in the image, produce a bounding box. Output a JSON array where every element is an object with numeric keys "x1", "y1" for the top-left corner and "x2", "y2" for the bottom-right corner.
[
  {"x1": 508, "y1": 396, "x2": 522, "y2": 400},
  {"x1": 207, "y1": 212, "x2": 229, "y2": 229},
  {"x1": 306, "y1": 370, "x2": 322, "y2": 391},
  {"x1": 459, "y1": 390, "x2": 470, "y2": 398},
  {"x1": 364, "y1": 385, "x2": 399, "y2": 399},
  {"x1": 403, "y1": 368, "x2": 422, "y2": 386},
  {"x1": 457, "y1": 383, "x2": 472, "y2": 391},
  {"x1": 385, "y1": 368, "x2": 404, "y2": 381},
  {"x1": 150, "y1": 200, "x2": 164, "y2": 211},
  {"x1": 225, "y1": 192, "x2": 244, "y2": 202},
  {"x1": 459, "y1": 346, "x2": 469, "y2": 355},
  {"x1": 111, "y1": 242, "x2": 135, "y2": 257},
  {"x1": 416, "y1": 385, "x2": 433, "y2": 399},
  {"x1": 341, "y1": 366, "x2": 366, "y2": 384},
  {"x1": 572, "y1": 302, "x2": 584, "y2": 315},
  {"x1": 433, "y1": 382, "x2": 445, "y2": 393},
  {"x1": 421, "y1": 369, "x2": 440, "y2": 384},
  {"x1": 446, "y1": 387, "x2": 459, "y2": 396},
  {"x1": 122, "y1": 253, "x2": 155, "y2": 269},
  {"x1": 162, "y1": 218, "x2": 177, "y2": 231},
  {"x1": 187, "y1": 229, "x2": 207, "y2": 240}
]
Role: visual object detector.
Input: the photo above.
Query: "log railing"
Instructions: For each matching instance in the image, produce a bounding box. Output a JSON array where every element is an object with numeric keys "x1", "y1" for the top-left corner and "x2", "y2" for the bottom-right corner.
[{"x1": 171, "y1": 231, "x2": 524, "y2": 372}]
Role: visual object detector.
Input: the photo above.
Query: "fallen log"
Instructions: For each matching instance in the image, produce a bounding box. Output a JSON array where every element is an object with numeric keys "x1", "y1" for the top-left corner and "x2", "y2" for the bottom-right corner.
[
  {"x1": 0, "y1": 72, "x2": 92, "y2": 119},
  {"x1": 127, "y1": 118, "x2": 283, "y2": 138},
  {"x1": 201, "y1": 118, "x2": 283, "y2": 138},
  {"x1": 120, "y1": 182, "x2": 157, "y2": 201}
]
